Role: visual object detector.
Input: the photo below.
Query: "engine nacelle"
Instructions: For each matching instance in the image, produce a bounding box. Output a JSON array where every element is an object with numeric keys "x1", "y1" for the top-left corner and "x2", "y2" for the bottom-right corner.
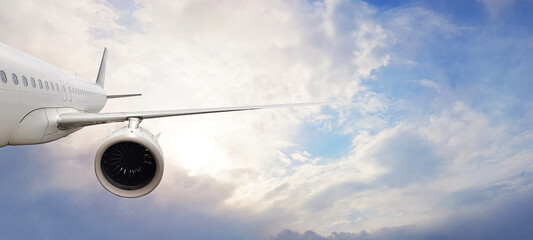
[{"x1": 95, "y1": 126, "x2": 164, "y2": 198}]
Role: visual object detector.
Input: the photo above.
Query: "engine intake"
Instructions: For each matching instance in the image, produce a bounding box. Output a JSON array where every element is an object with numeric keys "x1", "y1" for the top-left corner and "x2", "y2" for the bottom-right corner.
[
  {"x1": 101, "y1": 141, "x2": 156, "y2": 190},
  {"x1": 95, "y1": 126, "x2": 163, "y2": 198}
]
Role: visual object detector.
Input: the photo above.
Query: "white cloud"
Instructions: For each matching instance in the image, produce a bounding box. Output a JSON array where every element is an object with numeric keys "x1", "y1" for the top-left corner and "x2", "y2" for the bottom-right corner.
[
  {"x1": 418, "y1": 79, "x2": 441, "y2": 92},
  {"x1": 291, "y1": 150, "x2": 313, "y2": 163},
  {"x1": 381, "y1": 7, "x2": 463, "y2": 67},
  {"x1": 477, "y1": 0, "x2": 515, "y2": 20},
  {"x1": 225, "y1": 100, "x2": 531, "y2": 235},
  {"x1": 0, "y1": 0, "x2": 121, "y2": 79}
]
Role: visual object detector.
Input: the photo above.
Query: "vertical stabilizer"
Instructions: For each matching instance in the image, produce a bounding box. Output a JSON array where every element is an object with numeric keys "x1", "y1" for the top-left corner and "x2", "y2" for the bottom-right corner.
[{"x1": 95, "y1": 48, "x2": 107, "y2": 88}]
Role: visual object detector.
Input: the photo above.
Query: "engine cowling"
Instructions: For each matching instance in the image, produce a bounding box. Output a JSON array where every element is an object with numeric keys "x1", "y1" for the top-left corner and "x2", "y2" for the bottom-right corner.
[{"x1": 95, "y1": 126, "x2": 164, "y2": 198}]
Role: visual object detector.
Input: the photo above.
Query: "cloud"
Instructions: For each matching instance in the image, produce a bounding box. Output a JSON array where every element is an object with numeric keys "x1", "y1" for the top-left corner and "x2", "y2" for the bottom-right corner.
[
  {"x1": 1, "y1": 0, "x2": 393, "y2": 237},
  {"x1": 256, "y1": 100, "x2": 532, "y2": 235},
  {"x1": 2, "y1": 0, "x2": 533, "y2": 239},
  {"x1": 0, "y1": 146, "x2": 257, "y2": 240},
  {"x1": 0, "y1": 0, "x2": 120, "y2": 79},
  {"x1": 477, "y1": 0, "x2": 515, "y2": 20},
  {"x1": 272, "y1": 185, "x2": 533, "y2": 240},
  {"x1": 381, "y1": 6, "x2": 462, "y2": 48},
  {"x1": 417, "y1": 79, "x2": 441, "y2": 92}
]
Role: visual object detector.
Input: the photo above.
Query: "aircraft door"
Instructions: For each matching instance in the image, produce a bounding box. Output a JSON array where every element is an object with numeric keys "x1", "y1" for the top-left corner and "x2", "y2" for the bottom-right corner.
[
  {"x1": 66, "y1": 82, "x2": 72, "y2": 102},
  {"x1": 60, "y1": 81, "x2": 67, "y2": 102}
]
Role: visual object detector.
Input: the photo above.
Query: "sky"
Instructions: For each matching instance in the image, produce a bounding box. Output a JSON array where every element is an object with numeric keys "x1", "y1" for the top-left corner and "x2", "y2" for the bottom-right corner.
[{"x1": 1, "y1": 0, "x2": 533, "y2": 239}]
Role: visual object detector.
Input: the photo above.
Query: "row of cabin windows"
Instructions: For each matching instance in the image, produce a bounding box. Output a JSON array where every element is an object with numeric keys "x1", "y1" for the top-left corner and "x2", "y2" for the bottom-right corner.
[{"x1": 0, "y1": 70, "x2": 93, "y2": 97}]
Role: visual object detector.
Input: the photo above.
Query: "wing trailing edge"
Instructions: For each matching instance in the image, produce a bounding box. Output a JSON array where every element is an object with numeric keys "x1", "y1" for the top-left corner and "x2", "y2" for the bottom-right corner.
[
  {"x1": 57, "y1": 102, "x2": 328, "y2": 130},
  {"x1": 107, "y1": 94, "x2": 142, "y2": 99}
]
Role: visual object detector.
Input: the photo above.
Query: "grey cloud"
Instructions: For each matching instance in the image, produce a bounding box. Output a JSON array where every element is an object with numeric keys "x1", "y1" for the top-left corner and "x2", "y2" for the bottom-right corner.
[
  {"x1": 273, "y1": 230, "x2": 329, "y2": 240},
  {"x1": 263, "y1": 183, "x2": 291, "y2": 200},
  {"x1": 303, "y1": 182, "x2": 369, "y2": 212},
  {"x1": 272, "y1": 188, "x2": 533, "y2": 240},
  {"x1": 373, "y1": 133, "x2": 442, "y2": 188},
  {"x1": 446, "y1": 171, "x2": 533, "y2": 208},
  {"x1": 301, "y1": 129, "x2": 442, "y2": 212},
  {"x1": 0, "y1": 147, "x2": 254, "y2": 240}
]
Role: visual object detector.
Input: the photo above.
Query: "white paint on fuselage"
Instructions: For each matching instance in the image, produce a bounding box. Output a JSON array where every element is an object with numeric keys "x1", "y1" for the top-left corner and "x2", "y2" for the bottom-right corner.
[{"x1": 0, "y1": 42, "x2": 107, "y2": 147}]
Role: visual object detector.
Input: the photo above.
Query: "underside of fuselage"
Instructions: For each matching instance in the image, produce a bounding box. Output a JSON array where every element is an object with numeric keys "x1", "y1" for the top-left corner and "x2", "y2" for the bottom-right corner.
[{"x1": 0, "y1": 88, "x2": 83, "y2": 147}]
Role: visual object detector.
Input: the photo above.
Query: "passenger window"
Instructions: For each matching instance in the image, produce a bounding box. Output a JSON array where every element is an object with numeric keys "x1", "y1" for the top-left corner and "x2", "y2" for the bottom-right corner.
[
  {"x1": 38, "y1": 79, "x2": 43, "y2": 89},
  {"x1": 31, "y1": 78, "x2": 36, "y2": 88},
  {"x1": 68, "y1": 86, "x2": 71, "y2": 93},
  {"x1": 0, "y1": 71, "x2": 7, "y2": 83},
  {"x1": 12, "y1": 73, "x2": 18, "y2": 85},
  {"x1": 22, "y1": 76, "x2": 28, "y2": 87},
  {"x1": 50, "y1": 83, "x2": 55, "y2": 91},
  {"x1": 45, "y1": 81, "x2": 49, "y2": 90},
  {"x1": 55, "y1": 83, "x2": 59, "y2": 91}
]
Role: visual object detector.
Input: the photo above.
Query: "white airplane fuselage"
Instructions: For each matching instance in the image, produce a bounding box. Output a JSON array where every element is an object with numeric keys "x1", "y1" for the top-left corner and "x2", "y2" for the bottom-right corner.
[{"x1": 0, "y1": 42, "x2": 106, "y2": 147}]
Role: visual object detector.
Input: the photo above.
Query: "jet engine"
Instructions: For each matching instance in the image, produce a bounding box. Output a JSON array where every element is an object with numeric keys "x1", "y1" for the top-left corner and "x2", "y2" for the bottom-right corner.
[{"x1": 94, "y1": 121, "x2": 163, "y2": 198}]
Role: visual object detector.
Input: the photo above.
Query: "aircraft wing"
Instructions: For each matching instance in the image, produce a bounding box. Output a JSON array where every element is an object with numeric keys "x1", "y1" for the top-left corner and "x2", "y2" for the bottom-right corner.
[{"x1": 57, "y1": 102, "x2": 326, "y2": 129}]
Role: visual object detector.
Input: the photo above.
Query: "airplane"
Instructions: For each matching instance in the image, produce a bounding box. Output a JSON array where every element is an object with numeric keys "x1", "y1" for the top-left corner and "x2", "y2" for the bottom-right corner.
[{"x1": 0, "y1": 41, "x2": 325, "y2": 198}]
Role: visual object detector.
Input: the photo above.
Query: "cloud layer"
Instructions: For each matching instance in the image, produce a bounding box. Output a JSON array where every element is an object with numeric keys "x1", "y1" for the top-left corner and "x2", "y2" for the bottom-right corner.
[{"x1": 1, "y1": 0, "x2": 533, "y2": 239}]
